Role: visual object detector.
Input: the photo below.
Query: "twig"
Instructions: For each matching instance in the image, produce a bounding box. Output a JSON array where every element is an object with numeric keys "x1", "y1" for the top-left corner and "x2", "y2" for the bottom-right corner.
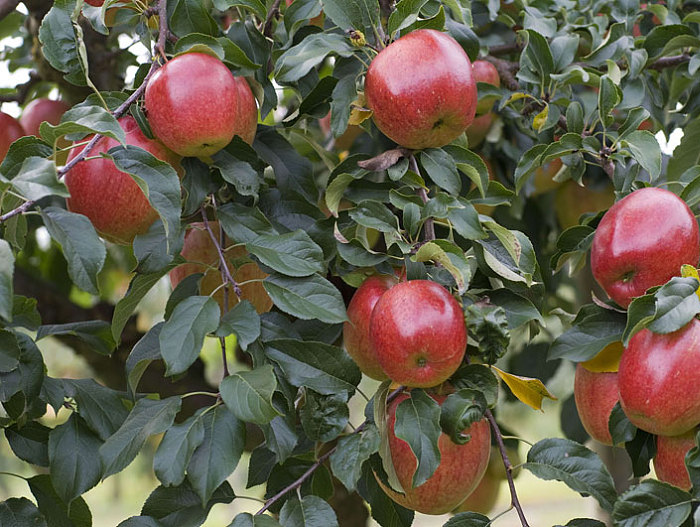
[
  {"x1": 484, "y1": 56, "x2": 519, "y2": 92},
  {"x1": 262, "y1": 0, "x2": 281, "y2": 38},
  {"x1": 0, "y1": 0, "x2": 19, "y2": 22},
  {"x1": 0, "y1": 72, "x2": 40, "y2": 104},
  {"x1": 409, "y1": 155, "x2": 435, "y2": 242},
  {"x1": 156, "y1": 0, "x2": 169, "y2": 62},
  {"x1": 647, "y1": 52, "x2": 691, "y2": 71},
  {"x1": 485, "y1": 409, "x2": 531, "y2": 527},
  {"x1": 488, "y1": 41, "x2": 523, "y2": 56},
  {"x1": 199, "y1": 204, "x2": 243, "y2": 299}
]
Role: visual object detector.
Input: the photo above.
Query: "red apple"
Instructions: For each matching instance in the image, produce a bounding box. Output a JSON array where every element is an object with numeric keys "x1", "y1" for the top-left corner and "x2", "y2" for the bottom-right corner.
[
  {"x1": 654, "y1": 430, "x2": 696, "y2": 491},
  {"x1": 591, "y1": 187, "x2": 700, "y2": 308},
  {"x1": 343, "y1": 275, "x2": 397, "y2": 381},
  {"x1": 377, "y1": 392, "x2": 491, "y2": 515},
  {"x1": 169, "y1": 222, "x2": 273, "y2": 314},
  {"x1": 0, "y1": 112, "x2": 25, "y2": 163},
  {"x1": 145, "y1": 53, "x2": 258, "y2": 157},
  {"x1": 364, "y1": 29, "x2": 477, "y2": 150},
  {"x1": 20, "y1": 99, "x2": 70, "y2": 138},
  {"x1": 85, "y1": 0, "x2": 104, "y2": 5},
  {"x1": 472, "y1": 60, "x2": 500, "y2": 115},
  {"x1": 64, "y1": 115, "x2": 181, "y2": 244},
  {"x1": 574, "y1": 364, "x2": 619, "y2": 446},
  {"x1": 453, "y1": 452, "x2": 502, "y2": 514},
  {"x1": 619, "y1": 319, "x2": 700, "y2": 436},
  {"x1": 369, "y1": 280, "x2": 466, "y2": 388},
  {"x1": 465, "y1": 113, "x2": 493, "y2": 149}
]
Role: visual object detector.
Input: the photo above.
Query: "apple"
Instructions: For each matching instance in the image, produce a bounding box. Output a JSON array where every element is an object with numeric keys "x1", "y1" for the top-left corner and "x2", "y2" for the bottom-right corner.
[
  {"x1": 0, "y1": 112, "x2": 25, "y2": 163},
  {"x1": 472, "y1": 60, "x2": 500, "y2": 115},
  {"x1": 377, "y1": 392, "x2": 491, "y2": 515},
  {"x1": 145, "y1": 52, "x2": 258, "y2": 157},
  {"x1": 530, "y1": 158, "x2": 563, "y2": 196},
  {"x1": 453, "y1": 469, "x2": 500, "y2": 515},
  {"x1": 364, "y1": 29, "x2": 477, "y2": 150},
  {"x1": 285, "y1": 0, "x2": 324, "y2": 27},
  {"x1": 369, "y1": 280, "x2": 466, "y2": 388},
  {"x1": 465, "y1": 113, "x2": 493, "y2": 149},
  {"x1": 574, "y1": 364, "x2": 619, "y2": 446},
  {"x1": 554, "y1": 179, "x2": 614, "y2": 230},
  {"x1": 591, "y1": 187, "x2": 700, "y2": 308},
  {"x1": 169, "y1": 221, "x2": 273, "y2": 314},
  {"x1": 343, "y1": 275, "x2": 397, "y2": 381},
  {"x1": 619, "y1": 319, "x2": 700, "y2": 436},
  {"x1": 654, "y1": 430, "x2": 696, "y2": 491},
  {"x1": 64, "y1": 115, "x2": 181, "y2": 245},
  {"x1": 20, "y1": 98, "x2": 71, "y2": 162},
  {"x1": 319, "y1": 113, "x2": 363, "y2": 151}
]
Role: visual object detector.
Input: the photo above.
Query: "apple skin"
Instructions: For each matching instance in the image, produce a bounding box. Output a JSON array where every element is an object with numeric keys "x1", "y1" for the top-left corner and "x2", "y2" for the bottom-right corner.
[
  {"x1": 465, "y1": 113, "x2": 493, "y2": 149},
  {"x1": 145, "y1": 53, "x2": 257, "y2": 157},
  {"x1": 574, "y1": 364, "x2": 619, "y2": 446},
  {"x1": 20, "y1": 99, "x2": 70, "y2": 138},
  {"x1": 377, "y1": 392, "x2": 491, "y2": 515},
  {"x1": 169, "y1": 222, "x2": 273, "y2": 314},
  {"x1": 654, "y1": 430, "x2": 696, "y2": 491},
  {"x1": 364, "y1": 29, "x2": 477, "y2": 150},
  {"x1": 343, "y1": 275, "x2": 398, "y2": 381},
  {"x1": 472, "y1": 60, "x2": 500, "y2": 115},
  {"x1": 555, "y1": 179, "x2": 614, "y2": 230},
  {"x1": 64, "y1": 116, "x2": 181, "y2": 245},
  {"x1": 590, "y1": 187, "x2": 699, "y2": 308},
  {"x1": 369, "y1": 280, "x2": 467, "y2": 388},
  {"x1": 85, "y1": 0, "x2": 104, "y2": 5},
  {"x1": 453, "y1": 446, "x2": 509, "y2": 515},
  {"x1": 0, "y1": 112, "x2": 25, "y2": 163},
  {"x1": 530, "y1": 158, "x2": 563, "y2": 196},
  {"x1": 619, "y1": 319, "x2": 700, "y2": 436}
]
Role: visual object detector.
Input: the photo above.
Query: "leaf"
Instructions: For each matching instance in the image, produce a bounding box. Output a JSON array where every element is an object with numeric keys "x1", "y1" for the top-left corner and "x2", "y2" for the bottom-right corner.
[
  {"x1": 141, "y1": 480, "x2": 234, "y2": 527},
  {"x1": 264, "y1": 338, "x2": 361, "y2": 395},
  {"x1": 465, "y1": 303, "x2": 510, "y2": 365},
  {"x1": 598, "y1": 75, "x2": 621, "y2": 127},
  {"x1": 186, "y1": 405, "x2": 245, "y2": 505},
  {"x1": 330, "y1": 424, "x2": 381, "y2": 492},
  {"x1": 668, "y1": 118, "x2": 700, "y2": 180},
  {"x1": 492, "y1": 367, "x2": 557, "y2": 411},
  {"x1": 451, "y1": 364, "x2": 500, "y2": 408},
  {"x1": 443, "y1": 512, "x2": 490, "y2": 526},
  {"x1": 0, "y1": 333, "x2": 44, "y2": 406},
  {"x1": 220, "y1": 364, "x2": 280, "y2": 425},
  {"x1": 246, "y1": 231, "x2": 324, "y2": 277},
  {"x1": 125, "y1": 323, "x2": 163, "y2": 397},
  {"x1": 525, "y1": 438, "x2": 617, "y2": 512},
  {"x1": 37, "y1": 321, "x2": 116, "y2": 356},
  {"x1": 647, "y1": 277, "x2": 700, "y2": 334},
  {"x1": 549, "y1": 305, "x2": 627, "y2": 362},
  {"x1": 100, "y1": 396, "x2": 181, "y2": 478},
  {"x1": 612, "y1": 480, "x2": 692, "y2": 527},
  {"x1": 38, "y1": 1, "x2": 89, "y2": 86},
  {"x1": 62, "y1": 378, "x2": 129, "y2": 441},
  {"x1": 212, "y1": 148, "x2": 260, "y2": 199},
  {"x1": 608, "y1": 402, "x2": 636, "y2": 446},
  {"x1": 169, "y1": 0, "x2": 218, "y2": 36},
  {"x1": 486, "y1": 289, "x2": 544, "y2": 329},
  {"x1": 520, "y1": 29, "x2": 554, "y2": 84},
  {"x1": 229, "y1": 513, "x2": 281, "y2": 527},
  {"x1": 117, "y1": 518, "x2": 164, "y2": 527},
  {"x1": 215, "y1": 300, "x2": 260, "y2": 349},
  {"x1": 388, "y1": 0, "x2": 430, "y2": 34},
  {"x1": 48, "y1": 413, "x2": 103, "y2": 504},
  {"x1": 263, "y1": 274, "x2": 347, "y2": 324},
  {"x1": 320, "y1": 0, "x2": 380, "y2": 32},
  {"x1": 622, "y1": 131, "x2": 662, "y2": 180},
  {"x1": 348, "y1": 201, "x2": 400, "y2": 233},
  {"x1": 356, "y1": 461, "x2": 414, "y2": 527},
  {"x1": 41, "y1": 105, "x2": 126, "y2": 146},
  {"x1": 420, "y1": 149, "x2": 460, "y2": 195},
  {"x1": 0, "y1": 497, "x2": 47, "y2": 527},
  {"x1": 11, "y1": 157, "x2": 67, "y2": 201},
  {"x1": 275, "y1": 33, "x2": 355, "y2": 83},
  {"x1": 439, "y1": 389, "x2": 487, "y2": 445},
  {"x1": 261, "y1": 416, "x2": 298, "y2": 464},
  {"x1": 27, "y1": 474, "x2": 92, "y2": 527},
  {"x1": 5, "y1": 421, "x2": 50, "y2": 467},
  {"x1": 159, "y1": 296, "x2": 220, "y2": 376},
  {"x1": 153, "y1": 412, "x2": 205, "y2": 487},
  {"x1": 414, "y1": 240, "x2": 470, "y2": 293},
  {"x1": 300, "y1": 390, "x2": 349, "y2": 442},
  {"x1": 41, "y1": 207, "x2": 106, "y2": 296},
  {"x1": 279, "y1": 496, "x2": 339, "y2": 527},
  {"x1": 0, "y1": 240, "x2": 14, "y2": 323},
  {"x1": 218, "y1": 202, "x2": 278, "y2": 244}
]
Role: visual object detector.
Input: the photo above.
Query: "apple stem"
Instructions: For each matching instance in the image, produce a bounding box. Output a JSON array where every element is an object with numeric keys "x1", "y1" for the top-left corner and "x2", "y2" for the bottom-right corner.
[
  {"x1": 409, "y1": 155, "x2": 436, "y2": 242},
  {"x1": 219, "y1": 336, "x2": 231, "y2": 377},
  {"x1": 484, "y1": 408, "x2": 531, "y2": 527}
]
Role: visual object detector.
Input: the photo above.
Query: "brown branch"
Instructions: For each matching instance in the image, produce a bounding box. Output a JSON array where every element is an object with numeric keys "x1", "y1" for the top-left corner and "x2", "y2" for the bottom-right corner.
[
  {"x1": 0, "y1": 0, "x2": 20, "y2": 22},
  {"x1": 488, "y1": 41, "x2": 523, "y2": 56},
  {"x1": 485, "y1": 56, "x2": 519, "y2": 92},
  {"x1": 199, "y1": 203, "x2": 243, "y2": 300},
  {"x1": 647, "y1": 52, "x2": 691, "y2": 71},
  {"x1": 409, "y1": 155, "x2": 435, "y2": 242},
  {"x1": 262, "y1": 0, "x2": 281, "y2": 38},
  {"x1": 0, "y1": 72, "x2": 40, "y2": 104}
]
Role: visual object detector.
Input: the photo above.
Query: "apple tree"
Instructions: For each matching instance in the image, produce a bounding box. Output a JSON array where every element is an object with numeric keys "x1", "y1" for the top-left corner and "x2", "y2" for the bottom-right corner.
[{"x1": 0, "y1": 0, "x2": 700, "y2": 526}]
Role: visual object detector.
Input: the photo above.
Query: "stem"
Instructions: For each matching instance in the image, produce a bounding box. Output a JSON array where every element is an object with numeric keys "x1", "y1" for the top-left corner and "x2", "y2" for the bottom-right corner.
[
  {"x1": 0, "y1": 471, "x2": 27, "y2": 481},
  {"x1": 484, "y1": 409, "x2": 531, "y2": 527},
  {"x1": 199, "y1": 203, "x2": 242, "y2": 299},
  {"x1": 409, "y1": 155, "x2": 435, "y2": 242},
  {"x1": 262, "y1": 0, "x2": 282, "y2": 38},
  {"x1": 219, "y1": 336, "x2": 231, "y2": 377},
  {"x1": 181, "y1": 391, "x2": 220, "y2": 399}
]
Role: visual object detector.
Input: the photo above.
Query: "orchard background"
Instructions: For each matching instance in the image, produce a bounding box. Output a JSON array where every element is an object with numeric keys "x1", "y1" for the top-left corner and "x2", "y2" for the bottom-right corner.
[{"x1": 1, "y1": 0, "x2": 700, "y2": 526}]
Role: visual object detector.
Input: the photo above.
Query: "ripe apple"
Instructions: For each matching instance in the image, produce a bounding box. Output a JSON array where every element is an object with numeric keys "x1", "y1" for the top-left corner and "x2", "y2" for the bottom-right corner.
[
  {"x1": 574, "y1": 364, "x2": 619, "y2": 446},
  {"x1": 591, "y1": 187, "x2": 700, "y2": 308},
  {"x1": 654, "y1": 430, "x2": 696, "y2": 491},
  {"x1": 453, "y1": 469, "x2": 500, "y2": 515},
  {"x1": 20, "y1": 98, "x2": 71, "y2": 162},
  {"x1": 343, "y1": 275, "x2": 398, "y2": 381},
  {"x1": 465, "y1": 113, "x2": 493, "y2": 149},
  {"x1": 618, "y1": 319, "x2": 700, "y2": 436},
  {"x1": 369, "y1": 280, "x2": 466, "y2": 388},
  {"x1": 64, "y1": 115, "x2": 181, "y2": 244},
  {"x1": 169, "y1": 222, "x2": 273, "y2": 314},
  {"x1": 319, "y1": 113, "x2": 363, "y2": 151},
  {"x1": 145, "y1": 52, "x2": 258, "y2": 157},
  {"x1": 377, "y1": 392, "x2": 491, "y2": 515},
  {"x1": 285, "y1": 0, "x2": 324, "y2": 26},
  {"x1": 0, "y1": 112, "x2": 25, "y2": 163},
  {"x1": 472, "y1": 60, "x2": 500, "y2": 115},
  {"x1": 364, "y1": 29, "x2": 477, "y2": 150}
]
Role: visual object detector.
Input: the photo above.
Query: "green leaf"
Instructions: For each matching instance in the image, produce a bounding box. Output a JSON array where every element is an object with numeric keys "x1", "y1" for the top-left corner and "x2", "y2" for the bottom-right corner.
[
  {"x1": 41, "y1": 207, "x2": 106, "y2": 296},
  {"x1": 414, "y1": 241, "x2": 469, "y2": 293},
  {"x1": 388, "y1": 0, "x2": 430, "y2": 34},
  {"x1": 520, "y1": 29, "x2": 554, "y2": 84},
  {"x1": 263, "y1": 274, "x2": 347, "y2": 324},
  {"x1": 48, "y1": 413, "x2": 103, "y2": 504},
  {"x1": 126, "y1": 323, "x2": 163, "y2": 397},
  {"x1": 301, "y1": 390, "x2": 349, "y2": 442},
  {"x1": 186, "y1": 405, "x2": 245, "y2": 505},
  {"x1": 608, "y1": 402, "x2": 636, "y2": 446},
  {"x1": 265, "y1": 338, "x2": 361, "y2": 395},
  {"x1": 41, "y1": 105, "x2": 126, "y2": 146},
  {"x1": 439, "y1": 389, "x2": 487, "y2": 445},
  {"x1": 37, "y1": 321, "x2": 116, "y2": 356},
  {"x1": 0, "y1": 497, "x2": 47, "y2": 527},
  {"x1": 612, "y1": 480, "x2": 692, "y2": 527},
  {"x1": 38, "y1": 0, "x2": 89, "y2": 86},
  {"x1": 159, "y1": 296, "x2": 220, "y2": 376},
  {"x1": 247, "y1": 231, "x2": 324, "y2": 277},
  {"x1": 153, "y1": 412, "x2": 205, "y2": 487},
  {"x1": 451, "y1": 364, "x2": 499, "y2": 408},
  {"x1": 279, "y1": 496, "x2": 339, "y2": 527},
  {"x1": 357, "y1": 461, "x2": 414, "y2": 527},
  {"x1": 275, "y1": 33, "x2": 355, "y2": 83},
  {"x1": 218, "y1": 202, "x2": 279, "y2": 244},
  {"x1": 229, "y1": 513, "x2": 281, "y2": 527},
  {"x1": 141, "y1": 480, "x2": 234, "y2": 527},
  {"x1": 647, "y1": 277, "x2": 700, "y2": 334},
  {"x1": 0, "y1": 240, "x2": 14, "y2": 323},
  {"x1": 330, "y1": 424, "x2": 381, "y2": 492},
  {"x1": 27, "y1": 474, "x2": 92, "y2": 527},
  {"x1": 621, "y1": 131, "x2": 662, "y2": 180},
  {"x1": 598, "y1": 75, "x2": 621, "y2": 127},
  {"x1": 668, "y1": 118, "x2": 700, "y2": 181},
  {"x1": 525, "y1": 438, "x2": 617, "y2": 512},
  {"x1": 486, "y1": 289, "x2": 544, "y2": 329},
  {"x1": 549, "y1": 305, "x2": 626, "y2": 362},
  {"x1": 62, "y1": 379, "x2": 129, "y2": 441},
  {"x1": 261, "y1": 416, "x2": 298, "y2": 464},
  {"x1": 320, "y1": 0, "x2": 380, "y2": 32},
  {"x1": 212, "y1": 148, "x2": 260, "y2": 199},
  {"x1": 443, "y1": 512, "x2": 490, "y2": 526},
  {"x1": 465, "y1": 302, "x2": 510, "y2": 364},
  {"x1": 420, "y1": 149, "x2": 460, "y2": 195},
  {"x1": 11, "y1": 157, "x2": 68, "y2": 201},
  {"x1": 0, "y1": 333, "x2": 44, "y2": 406},
  {"x1": 215, "y1": 300, "x2": 260, "y2": 349},
  {"x1": 220, "y1": 364, "x2": 281, "y2": 425},
  {"x1": 348, "y1": 201, "x2": 400, "y2": 233},
  {"x1": 173, "y1": 33, "x2": 225, "y2": 59},
  {"x1": 100, "y1": 396, "x2": 181, "y2": 478},
  {"x1": 169, "y1": 0, "x2": 218, "y2": 36},
  {"x1": 117, "y1": 517, "x2": 165, "y2": 527},
  {"x1": 5, "y1": 421, "x2": 50, "y2": 467}
]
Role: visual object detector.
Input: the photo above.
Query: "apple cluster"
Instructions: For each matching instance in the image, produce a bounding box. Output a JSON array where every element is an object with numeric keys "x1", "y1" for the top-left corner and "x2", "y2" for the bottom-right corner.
[{"x1": 575, "y1": 187, "x2": 700, "y2": 491}]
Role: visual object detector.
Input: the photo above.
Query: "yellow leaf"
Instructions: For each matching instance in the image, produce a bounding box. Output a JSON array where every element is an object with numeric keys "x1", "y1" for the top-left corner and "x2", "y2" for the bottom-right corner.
[
  {"x1": 349, "y1": 107, "x2": 373, "y2": 126},
  {"x1": 681, "y1": 264, "x2": 700, "y2": 300},
  {"x1": 492, "y1": 366, "x2": 557, "y2": 411},
  {"x1": 504, "y1": 92, "x2": 530, "y2": 105},
  {"x1": 413, "y1": 242, "x2": 467, "y2": 293},
  {"x1": 533, "y1": 105, "x2": 549, "y2": 132},
  {"x1": 581, "y1": 341, "x2": 624, "y2": 373}
]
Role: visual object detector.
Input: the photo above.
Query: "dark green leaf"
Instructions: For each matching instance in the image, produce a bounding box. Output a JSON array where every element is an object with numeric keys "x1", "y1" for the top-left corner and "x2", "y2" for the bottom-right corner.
[
  {"x1": 608, "y1": 402, "x2": 636, "y2": 446},
  {"x1": 279, "y1": 496, "x2": 339, "y2": 527},
  {"x1": 549, "y1": 305, "x2": 626, "y2": 362},
  {"x1": 63, "y1": 378, "x2": 129, "y2": 441},
  {"x1": 229, "y1": 513, "x2": 281, "y2": 527},
  {"x1": 37, "y1": 321, "x2": 115, "y2": 356},
  {"x1": 11, "y1": 157, "x2": 67, "y2": 201},
  {"x1": 439, "y1": 389, "x2": 487, "y2": 445},
  {"x1": 141, "y1": 480, "x2": 234, "y2": 527},
  {"x1": 153, "y1": 412, "x2": 205, "y2": 487},
  {"x1": 275, "y1": 34, "x2": 355, "y2": 83},
  {"x1": 220, "y1": 364, "x2": 280, "y2": 425},
  {"x1": 320, "y1": 0, "x2": 380, "y2": 32},
  {"x1": 451, "y1": 364, "x2": 499, "y2": 408},
  {"x1": 0, "y1": 329, "x2": 20, "y2": 372},
  {"x1": 263, "y1": 274, "x2": 347, "y2": 324},
  {"x1": 169, "y1": 0, "x2": 218, "y2": 36},
  {"x1": 668, "y1": 118, "x2": 700, "y2": 181},
  {"x1": 420, "y1": 149, "x2": 460, "y2": 195},
  {"x1": 301, "y1": 389, "x2": 349, "y2": 442},
  {"x1": 215, "y1": 300, "x2": 260, "y2": 349},
  {"x1": 443, "y1": 512, "x2": 490, "y2": 526},
  {"x1": 38, "y1": 1, "x2": 88, "y2": 86},
  {"x1": 622, "y1": 131, "x2": 662, "y2": 180},
  {"x1": 27, "y1": 474, "x2": 92, "y2": 527},
  {"x1": 612, "y1": 480, "x2": 692, "y2": 527},
  {"x1": 0, "y1": 240, "x2": 14, "y2": 323},
  {"x1": 0, "y1": 497, "x2": 47, "y2": 527},
  {"x1": 218, "y1": 203, "x2": 279, "y2": 244},
  {"x1": 247, "y1": 231, "x2": 324, "y2": 277},
  {"x1": 357, "y1": 461, "x2": 414, "y2": 527},
  {"x1": 5, "y1": 421, "x2": 50, "y2": 467},
  {"x1": 125, "y1": 323, "x2": 163, "y2": 397},
  {"x1": 41, "y1": 105, "x2": 126, "y2": 146},
  {"x1": 330, "y1": 424, "x2": 380, "y2": 492}
]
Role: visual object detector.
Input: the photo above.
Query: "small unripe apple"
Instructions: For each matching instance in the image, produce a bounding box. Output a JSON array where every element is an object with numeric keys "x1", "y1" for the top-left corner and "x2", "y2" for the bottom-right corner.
[
  {"x1": 619, "y1": 319, "x2": 700, "y2": 436},
  {"x1": 369, "y1": 280, "x2": 466, "y2": 388},
  {"x1": 591, "y1": 187, "x2": 700, "y2": 308},
  {"x1": 0, "y1": 112, "x2": 25, "y2": 163},
  {"x1": 530, "y1": 158, "x2": 563, "y2": 196},
  {"x1": 64, "y1": 116, "x2": 181, "y2": 244},
  {"x1": 472, "y1": 60, "x2": 500, "y2": 115},
  {"x1": 574, "y1": 364, "x2": 619, "y2": 446},
  {"x1": 554, "y1": 179, "x2": 614, "y2": 230},
  {"x1": 453, "y1": 470, "x2": 500, "y2": 515},
  {"x1": 169, "y1": 222, "x2": 273, "y2": 314},
  {"x1": 654, "y1": 430, "x2": 696, "y2": 491},
  {"x1": 377, "y1": 392, "x2": 491, "y2": 515},
  {"x1": 364, "y1": 29, "x2": 477, "y2": 150},
  {"x1": 145, "y1": 52, "x2": 258, "y2": 157},
  {"x1": 343, "y1": 275, "x2": 397, "y2": 381}
]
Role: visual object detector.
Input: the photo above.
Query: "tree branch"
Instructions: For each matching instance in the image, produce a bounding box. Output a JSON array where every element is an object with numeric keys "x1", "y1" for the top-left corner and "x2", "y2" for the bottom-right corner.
[
  {"x1": 261, "y1": 0, "x2": 281, "y2": 38},
  {"x1": 0, "y1": 72, "x2": 40, "y2": 104},
  {"x1": 199, "y1": 203, "x2": 243, "y2": 300},
  {"x1": 488, "y1": 41, "x2": 523, "y2": 56},
  {"x1": 647, "y1": 52, "x2": 691, "y2": 71},
  {"x1": 0, "y1": 0, "x2": 20, "y2": 22},
  {"x1": 485, "y1": 56, "x2": 519, "y2": 92},
  {"x1": 409, "y1": 155, "x2": 435, "y2": 242}
]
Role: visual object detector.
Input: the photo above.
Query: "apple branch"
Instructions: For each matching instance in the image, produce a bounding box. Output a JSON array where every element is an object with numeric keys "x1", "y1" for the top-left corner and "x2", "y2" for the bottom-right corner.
[
  {"x1": 408, "y1": 155, "x2": 435, "y2": 242},
  {"x1": 261, "y1": 0, "x2": 282, "y2": 38},
  {"x1": 199, "y1": 203, "x2": 243, "y2": 302},
  {"x1": 0, "y1": 0, "x2": 19, "y2": 22},
  {"x1": 0, "y1": 72, "x2": 40, "y2": 104},
  {"x1": 484, "y1": 56, "x2": 519, "y2": 92}
]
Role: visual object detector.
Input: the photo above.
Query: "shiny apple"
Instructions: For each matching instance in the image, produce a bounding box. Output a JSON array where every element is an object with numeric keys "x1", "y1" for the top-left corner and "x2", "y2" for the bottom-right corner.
[
  {"x1": 0, "y1": 112, "x2": 25, "y2": 163},
  {"x1": 654, "y1": 430, "x2": 696, "y2": 491},
  {"x1": 574, "y1": 364, "x2": 619, "y2": 446},
  {"x1": 472, "y1": 60, "x2": 500, "y2": 115}
]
